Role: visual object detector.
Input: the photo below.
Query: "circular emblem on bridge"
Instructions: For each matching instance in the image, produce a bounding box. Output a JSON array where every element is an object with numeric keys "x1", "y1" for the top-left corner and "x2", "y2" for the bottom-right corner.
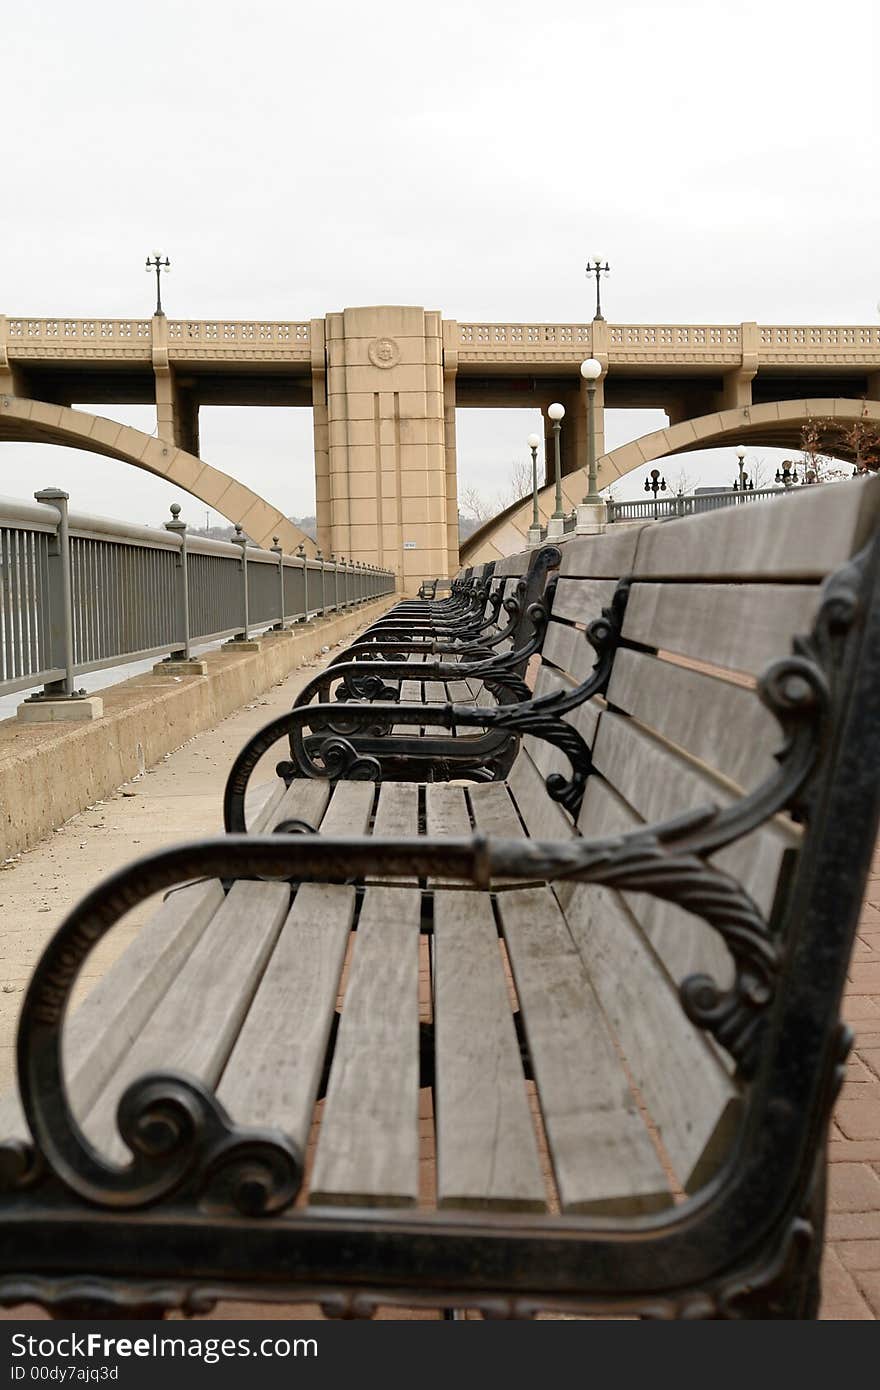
[{"x1": 368, "y1": 337, "x2": 401, "y2": 369}]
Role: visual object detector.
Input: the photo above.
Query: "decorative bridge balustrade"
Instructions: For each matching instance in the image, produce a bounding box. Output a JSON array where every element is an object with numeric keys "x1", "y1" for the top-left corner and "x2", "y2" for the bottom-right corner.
[
  {"x1": 0, "y1": 491, "x2": 395, "y2": 702},
  {"x1": 607, "y1": 486, "x2": 798, "y2": 524},
  {"x1": 454, "y1": 321, "x2": 880, "y2": 367},
  {"x1": 2, "y1": 318, "x2": 313, "y2": 362}
]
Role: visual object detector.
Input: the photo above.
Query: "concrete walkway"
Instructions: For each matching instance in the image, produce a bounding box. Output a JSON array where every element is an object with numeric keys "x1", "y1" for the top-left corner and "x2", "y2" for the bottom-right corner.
[{"x1": 1, "y1": 652, "x2": 878, "y2": 1319}]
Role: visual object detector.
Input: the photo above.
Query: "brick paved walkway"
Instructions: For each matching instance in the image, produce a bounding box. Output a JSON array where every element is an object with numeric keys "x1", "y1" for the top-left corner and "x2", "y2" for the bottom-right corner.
[{"x1": 823, "y1": 843, "x2": 880, "y2": 1318}]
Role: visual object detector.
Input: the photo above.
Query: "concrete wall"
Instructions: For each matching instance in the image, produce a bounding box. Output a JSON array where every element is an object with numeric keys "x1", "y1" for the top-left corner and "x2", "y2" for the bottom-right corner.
[{"x1": 0, "y1": 596, "x2": 395, "y2": 861}]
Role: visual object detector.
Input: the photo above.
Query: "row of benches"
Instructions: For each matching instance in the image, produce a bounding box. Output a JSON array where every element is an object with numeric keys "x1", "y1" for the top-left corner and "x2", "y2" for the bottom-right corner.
[{"x1": 1, "y1": 476, "x2": 879, "y2": 1318}]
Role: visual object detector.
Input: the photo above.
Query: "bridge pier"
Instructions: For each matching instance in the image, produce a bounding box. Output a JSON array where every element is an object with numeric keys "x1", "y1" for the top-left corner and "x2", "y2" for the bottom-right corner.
[{"x1": 319, "y1": 307, "x2": 456, "y2": 593}]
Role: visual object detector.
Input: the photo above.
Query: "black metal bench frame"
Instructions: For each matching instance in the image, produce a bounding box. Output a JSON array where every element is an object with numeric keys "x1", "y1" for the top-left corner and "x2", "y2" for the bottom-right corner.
[{"x1": 1, "y1": 530, "x2": 878, "y2": 1319}]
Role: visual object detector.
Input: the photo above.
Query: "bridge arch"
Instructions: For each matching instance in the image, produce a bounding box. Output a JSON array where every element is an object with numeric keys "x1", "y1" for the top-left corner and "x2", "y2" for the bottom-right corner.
[
  {"x1": 0, "y1": 395, "x2": 316, "y2": 554},
  {"x1": 460, "y1": 397, "x2": 880, "y2": 564}
]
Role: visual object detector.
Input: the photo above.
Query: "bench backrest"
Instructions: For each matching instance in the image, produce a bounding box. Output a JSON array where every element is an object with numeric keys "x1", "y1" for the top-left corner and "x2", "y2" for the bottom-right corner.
[{"x1": 504, "y1": 478, "x2": 880, "y2": 1199}]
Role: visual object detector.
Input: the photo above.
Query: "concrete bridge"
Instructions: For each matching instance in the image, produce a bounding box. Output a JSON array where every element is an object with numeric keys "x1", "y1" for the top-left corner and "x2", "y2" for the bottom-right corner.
[{"x1": 3, "y1": 309, "x2": 880, "y2": 586}]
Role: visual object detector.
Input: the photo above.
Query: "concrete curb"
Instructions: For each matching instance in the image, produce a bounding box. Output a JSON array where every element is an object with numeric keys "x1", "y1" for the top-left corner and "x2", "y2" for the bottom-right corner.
[{"x1": 0, "y1": 597, "x2": 396, "y2": 860}]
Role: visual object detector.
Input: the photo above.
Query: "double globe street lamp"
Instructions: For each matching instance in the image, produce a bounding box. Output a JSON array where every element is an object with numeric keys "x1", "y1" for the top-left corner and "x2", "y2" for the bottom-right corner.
[{"x1": 145, "y1": 251, "x2": 171, "y2": 316}]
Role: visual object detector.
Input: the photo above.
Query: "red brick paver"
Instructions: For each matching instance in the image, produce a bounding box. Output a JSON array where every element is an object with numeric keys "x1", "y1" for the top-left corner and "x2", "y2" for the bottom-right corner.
[{"x1": 823, "y1": 844, "x2": 880, "y2": 1318}]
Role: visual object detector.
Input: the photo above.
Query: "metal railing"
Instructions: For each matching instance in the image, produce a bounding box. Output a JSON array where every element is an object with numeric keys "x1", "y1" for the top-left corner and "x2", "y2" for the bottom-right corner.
[
  {"x1": 0, "y1": 489, "x2": 396, "y2": 703},
  {"x1": 606, "y1": 487, "x2": 790, "y2": 523}
]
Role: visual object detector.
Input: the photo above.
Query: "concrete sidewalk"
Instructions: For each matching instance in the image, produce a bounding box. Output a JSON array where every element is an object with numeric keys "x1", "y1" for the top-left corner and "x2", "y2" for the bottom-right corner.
[{"x1": 0, "y1": 660, "x2": 878, "y2": 1319}]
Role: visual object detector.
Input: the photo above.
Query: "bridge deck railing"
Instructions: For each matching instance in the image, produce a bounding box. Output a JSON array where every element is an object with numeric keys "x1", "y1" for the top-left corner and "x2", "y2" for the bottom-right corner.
[
  {"x1": 0, "y1": 491, "x2": 395, "y2": 703},
  {"x1": 606, "y1": 486, "x2": 794, "y2": 524}
]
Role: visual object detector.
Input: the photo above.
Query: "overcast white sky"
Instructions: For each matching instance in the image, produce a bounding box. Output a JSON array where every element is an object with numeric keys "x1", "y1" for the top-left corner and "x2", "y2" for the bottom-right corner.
[{"x1": 1, "y1": 0, "x2": 877, "y2": 524}]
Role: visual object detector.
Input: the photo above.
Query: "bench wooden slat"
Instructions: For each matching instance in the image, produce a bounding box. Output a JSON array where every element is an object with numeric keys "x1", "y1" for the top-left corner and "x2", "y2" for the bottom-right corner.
[
  {"x1": 558, "y1": 527, "x2": 644, "y2": 578},
  {"x1": 562, "y1": 879, "x2": 741, "y2": 1193},
  {"x1": 270, "y1": 777, "x2": 333, "y2": 833},
  {"x1": 541, "y1": 621, "x2": 599, "y2": 684},
  {"x1": 217, "y1": 884, "x2": 355, "y2": 1148},
  {"x1": 82, "y1": 881, "x2": 291, "y2": 1161},
  {"x1": 369, "y1": 783, "x2": 420, "y2": 883},
  {"x1": 550, "y1": 578, "x2": 618, "y2": 625},
  {"x1": 506, "y1": 750, "x2": 574, "y2": 842},
  {"x1": 0, "y1": 879, "x2": 225, "y2": 1145},
  {"x1": 631, "y1": 475, "x2": 880, "y2": 581},
  {"x1": 606, "y1": 648, "x2": 778, "y2": 791},
  {"x1": 426, "y1": 784, "x2": 471, "y2": 885},
  {"x1": 498, "y1": 887, "x2": 672, "y2": 1215},
  {"x1": 433, "y1": 891, "x2": 546, "y2": 1211},
  {"x1": 309, "y1": 887, "x2": 421, "y2": 1208},
  {"x1": 621, "y1": 582, "x2": 820, "y2": 677},
  {"x1": 318, "y1": 780, "x2": 376, "y2": 838}
]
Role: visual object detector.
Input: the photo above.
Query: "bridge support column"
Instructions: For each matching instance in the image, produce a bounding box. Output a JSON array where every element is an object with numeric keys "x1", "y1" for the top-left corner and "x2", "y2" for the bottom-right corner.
[
  {"x1": 720, "y1": 321, "x2": 758, "y2": 410},
  {"x1": 151, "y1": 314, "x2": 200, "y2": 456},
  {"x1": 0, "y1": 316, "x2": 24, "y2": 396},
  {"x1": 311, "y1": 318, "x2": 331, "y2": 555},
  {"x1": 323, "y1": 307, "x2": 453, "y2": 593}
]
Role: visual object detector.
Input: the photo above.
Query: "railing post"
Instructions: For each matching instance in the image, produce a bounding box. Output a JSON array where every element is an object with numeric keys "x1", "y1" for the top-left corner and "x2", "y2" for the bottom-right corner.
[
  {"x1": 297, "y1": 543, "x2": 308, "y2": 620},
  {"x1": 332, "y1": 553, "x2": 340, "y2": 612},
  {"x1": 316, "y1": 549, "x2": 326, "y2": 616},
  {"x1": 271, "y1": 536, "x2": 285, "y2": 630},
  {"x1": 31, "y1": 487, "x2": 77, "y2": 699},
  {"x1": 164, "y1": 503, "x2": 190, "y2": 660},
  {"x1": 233, "y1": 524, "x2": 249, "y2": 640}
]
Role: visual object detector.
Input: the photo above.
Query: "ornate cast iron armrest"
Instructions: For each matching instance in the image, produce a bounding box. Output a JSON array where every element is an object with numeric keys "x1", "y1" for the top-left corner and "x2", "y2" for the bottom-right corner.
[
  {"x1": 224, "y1": 587, "x2": 629, "y2": 830},
  {"x1": 293, "y1": 593, "x2": 550, "y2": 706}
]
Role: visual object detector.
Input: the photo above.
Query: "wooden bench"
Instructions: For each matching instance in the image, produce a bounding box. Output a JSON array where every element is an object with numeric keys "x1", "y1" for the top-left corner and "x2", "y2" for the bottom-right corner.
[
  {"x1": 1, "y1": 478, "x2": 879, "y2": 1320},
  {"x1": 284, "y1": 545, "x2": 563, "y2": 784}
]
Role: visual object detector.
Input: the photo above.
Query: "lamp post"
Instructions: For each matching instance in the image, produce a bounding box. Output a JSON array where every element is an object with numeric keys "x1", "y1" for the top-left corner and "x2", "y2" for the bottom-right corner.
[
  {"x1": 775, "y1": 460, "x2": 799, "y2": 489},
  {"x1": 546, "y1": 403, "x2": 566, "y2": 539},
  {"x1": 732, "y1": 445, "x2": 754, "y2": 498},
  {"x1": 586, "y1": 256, "x2": 610, "y2": 321},
  {"x1": 145, "y1": 251, "x2": 171, "y2": 315},
  {"x1": 576, "y1": 357, "x2": 607, "y2": 534},
  {"x1": 527, "y1": 432, "x2": 543, "y2": 546},
  {"x1": 644, "y1": 467, "x2": 667, "y2": 520}
]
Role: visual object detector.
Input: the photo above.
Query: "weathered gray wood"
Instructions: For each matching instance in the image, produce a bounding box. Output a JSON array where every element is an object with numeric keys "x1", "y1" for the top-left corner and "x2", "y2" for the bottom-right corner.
[
  {"x1": 426, "y1": 784, "x2": 471, "y2": 838},
  {"x1": 606, "y1": 647, "x2": 779, "y2": 791},
  {"x1": 558, "y1": 526, "x2": 645, "y2": 578},
  {"x1": 498, "y1": 887, "x2": 672, "y2": 1214},
  {"x1": 587, "y1": 714, "x2": 800, "y2": 991},
  {"x1": 268, "y1": 777, "x2": 332, "y2": 833},
  {"x1": 550, "y1": 578, "x2": 617, "y2": 625},
  {"x1": 309, "y1": 887, "x2": 421, "y2": 1207},
  {"x1": 632, "y1": 474, "x2": 880, "y2": 580},
  {"x1": 369, "y1": 782, "x2": 420, "y2": 883},
  {"x1": 247, "y1": 779, "x2": 286, "y2": 832},
  {"x1": 507, "y1": 750, "x2": 574, "y2": 842},
  {"x1": 433, "y1": 891, "x2": 546, "y2": 1211},
  {"x1": 217, "y1": 883, "x2": 355, "y2": 1148},
  {"x1": 561, "y1": 879, "x2": 741, "y2": 1192},
  {"x1": 541, "y1": 621, "x2": 600, "y2": 684},
  {"x1": 621, "y1": 582, "x2": 821, "y2": 676},
  {"x1": 82, "y1": 880, "x2": 290, "y2": 1161},
  {"x1": 0, "y1": 879, "x2": 225, "y2": 1145},
  {"x1": 318, "y1": 780, "x2": 376, "y2": 838},
  {"x1": 493, "y1": 552, "x2": 530, "y2": 578}
]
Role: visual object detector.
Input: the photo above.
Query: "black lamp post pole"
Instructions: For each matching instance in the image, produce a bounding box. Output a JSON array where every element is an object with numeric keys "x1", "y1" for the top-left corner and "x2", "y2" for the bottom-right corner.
[
  {"x1": 586, "y1": 257, "x2": 610, "y2": 321},
  {"x1": 145, "y1": 253, "x2": 171, "y2": 315},
  {"x1": 644, "y1": 467, "x2": 667, "y2": 520}
]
